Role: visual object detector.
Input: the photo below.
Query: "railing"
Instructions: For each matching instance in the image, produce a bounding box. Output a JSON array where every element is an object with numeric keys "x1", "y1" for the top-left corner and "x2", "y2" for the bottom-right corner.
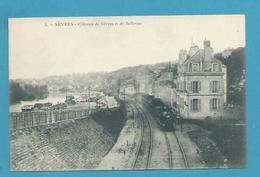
[{"x1": 10, "y1": 108, "x2": 97, "y2": 130}]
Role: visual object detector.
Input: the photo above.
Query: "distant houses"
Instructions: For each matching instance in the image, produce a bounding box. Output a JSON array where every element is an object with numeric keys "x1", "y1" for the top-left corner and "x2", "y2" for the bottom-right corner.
[{"x1": 119, "y1": 83, "x2": 136, "y2": 97}]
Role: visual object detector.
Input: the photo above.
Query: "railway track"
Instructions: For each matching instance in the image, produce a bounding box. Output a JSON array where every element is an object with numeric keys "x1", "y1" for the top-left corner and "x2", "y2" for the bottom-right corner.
[
  {"x1": 129, "y1": 99, "x2": 188, "y2": 169},
  {"x1": 130, "y1": 103, "x2": 153, "y2": 169},
  {"x1": 139, "y1": 100, "x2": 174, "y2": 169},
  {"x1": 141, "y1": 96, "x2": 189, "y2": 169},
  {"x1": 173, "y1": 131, "x2": 189, "y2": 168},
  {"x1": 164, "y1": 132, "x2": 173, "y2": 168},
  {"x1": 129, "y1": 104, "x2": 144, "y2": 168}
]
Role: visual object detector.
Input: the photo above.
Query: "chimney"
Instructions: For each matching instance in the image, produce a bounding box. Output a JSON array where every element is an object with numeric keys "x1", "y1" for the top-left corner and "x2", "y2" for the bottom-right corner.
[
  {"x1": 204, "y1": 40, "x2": 211, "y2": 48},
  {"x1": 179, "y1": 49, "x2": 187, "y2": 63},
  {"x1": 189, "y1": 42, "x2": 199, "y2": 57},
  {"x1": 203, "y1": 40, "x2": 213, "y2": 61}
]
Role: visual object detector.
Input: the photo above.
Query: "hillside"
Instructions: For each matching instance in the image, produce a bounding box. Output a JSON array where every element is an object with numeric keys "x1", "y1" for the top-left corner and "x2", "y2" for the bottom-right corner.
[
  {"x1": 13, "y1": 62, "x2": 177, "y2": 96},
  {"x1": 11, "y1": 47, "x2": 245, "y2": 107},
  {"x1": 12, "y1": 47, "x2": 245, "y2": 107},
  {"x1": 215, "y1": 47, "x2": 245, "y2": 106}
]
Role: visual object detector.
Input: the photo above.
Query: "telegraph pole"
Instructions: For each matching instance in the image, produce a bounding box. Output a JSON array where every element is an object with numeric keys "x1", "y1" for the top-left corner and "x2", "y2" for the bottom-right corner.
[
  {"x1": 124, "y1": 87, "x2": 126, "y2": 102},
  {"x1": 88, "y1": 86, "x2": 91, "y2": 111},
  {"x1": 170, "y1": 89, "x2": 173, "y2": 108}
]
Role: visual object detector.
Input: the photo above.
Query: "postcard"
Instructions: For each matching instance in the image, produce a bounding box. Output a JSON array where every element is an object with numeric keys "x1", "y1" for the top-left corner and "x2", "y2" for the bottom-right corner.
[{"x1": 8, "y1": 15, "x2": 246, "y2": 171}]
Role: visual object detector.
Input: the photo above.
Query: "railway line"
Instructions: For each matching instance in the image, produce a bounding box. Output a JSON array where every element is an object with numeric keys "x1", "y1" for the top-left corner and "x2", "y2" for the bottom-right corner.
[
  {"x1": 164, "y1": 132, "x2": 173, "y2": 168},
  {"x1": 129, "y1": 103, "x2": 153, "y2": 169},
  {"x1": 137, "y1": 97, "x2": 189, "y2": 169},
  {"x1": 163, "y1": 130, "x2": 189, "y2": 169},
  {"x1": 137, "y1": 100, "x2": 174, "y2": 169},
  {"x1": 129, "y1": 104, "x2": 143, "y2": 168},
  {"x1": 173, "y1": 131, "x2": 189, "y2": 168},
  {"x1": 142, "y1": 104, "x2": 175, "y2": 169}
]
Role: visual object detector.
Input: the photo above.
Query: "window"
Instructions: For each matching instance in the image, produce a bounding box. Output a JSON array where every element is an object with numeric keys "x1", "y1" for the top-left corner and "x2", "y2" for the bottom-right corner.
[
  {"x1": 180, "y1": 98, "x2": 184, "y2": 109},
  {"x1": 210, "y1": 98, "x2": 219, "y2": 111},
  {"x1": 190, "y1": 99, "x2": 201, "y2": 111},
  {"x1": 192, "y1": 63, "x2": 199, "y2": 72},
  {"x1": 210, "y1": 81, "x2": 220, "y2": 93},
  {"x1": 191, "y1": 81, "x2": 201, "y2": 93},
  {"x1": 212, "y1": 63, "x2": 219, "y2": 72}
]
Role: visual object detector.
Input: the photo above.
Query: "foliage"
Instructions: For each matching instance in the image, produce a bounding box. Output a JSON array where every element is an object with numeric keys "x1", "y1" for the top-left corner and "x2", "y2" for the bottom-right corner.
[
  {"x1": 102, "y1": 62, "x2": 177, "y2": 95},
  {"x1": 10, "y1": 81, "x2": 49, "y2": 104},
  {"x1": 184, "y1": 119, "x2": 246, "y2": 167},
  {"x1": 215, "y1": 47, "x2": 245, "y2": 106}
]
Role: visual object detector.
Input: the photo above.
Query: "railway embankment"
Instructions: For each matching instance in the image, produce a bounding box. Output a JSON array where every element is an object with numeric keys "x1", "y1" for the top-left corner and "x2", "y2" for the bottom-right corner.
[
  {"x1": 182, "y1": 119, "x2": 246, "y2": 168},
  {"x1": 11, "y1": 106, "x2": 126, "y2": 171},
  {"x1": 173, "y1": 128, "x2": 206, "y2": 169}
]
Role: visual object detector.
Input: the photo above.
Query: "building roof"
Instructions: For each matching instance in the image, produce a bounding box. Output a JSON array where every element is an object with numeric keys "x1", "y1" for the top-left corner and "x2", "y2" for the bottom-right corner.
[{"x1": 182, "y1": 49, "x2": 221, "y2": 65}]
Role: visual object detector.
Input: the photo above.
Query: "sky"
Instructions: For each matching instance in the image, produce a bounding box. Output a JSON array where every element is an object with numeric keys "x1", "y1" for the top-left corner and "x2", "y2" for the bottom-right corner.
[{"x1": 9, "y1": 15, "x2": 245, "y2": 79}]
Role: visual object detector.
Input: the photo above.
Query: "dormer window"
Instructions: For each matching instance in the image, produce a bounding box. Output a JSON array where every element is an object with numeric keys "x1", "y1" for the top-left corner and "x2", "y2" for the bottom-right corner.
[
  {"x1": 212, "y1": 63, "x2": 219, "y2": 72},
  {"x1": 192, "y1": 63, "x2": 199, "y2": 72}
]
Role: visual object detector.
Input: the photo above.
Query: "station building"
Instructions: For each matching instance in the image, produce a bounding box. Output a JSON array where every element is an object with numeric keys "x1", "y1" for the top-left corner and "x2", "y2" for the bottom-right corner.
[{"x1": 175, "y1": 40, "x2": 227, "y2": 119}]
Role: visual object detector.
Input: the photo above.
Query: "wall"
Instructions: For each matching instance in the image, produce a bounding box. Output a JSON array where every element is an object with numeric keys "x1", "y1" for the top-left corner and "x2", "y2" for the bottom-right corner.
[{"x1": 176, "y1": 74, "x2": 226, "y2": 119}]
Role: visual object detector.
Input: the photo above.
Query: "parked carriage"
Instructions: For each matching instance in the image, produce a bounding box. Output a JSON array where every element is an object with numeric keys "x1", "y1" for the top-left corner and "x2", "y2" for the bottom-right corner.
[{"x1": 21, "y1": 105, "x2": 34, "y2": 112}]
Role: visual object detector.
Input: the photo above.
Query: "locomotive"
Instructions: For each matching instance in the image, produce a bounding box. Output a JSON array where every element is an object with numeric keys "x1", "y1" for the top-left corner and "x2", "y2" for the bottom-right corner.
[{"x1": 143, "y1": 95, "x2": 177, "y2": 131}]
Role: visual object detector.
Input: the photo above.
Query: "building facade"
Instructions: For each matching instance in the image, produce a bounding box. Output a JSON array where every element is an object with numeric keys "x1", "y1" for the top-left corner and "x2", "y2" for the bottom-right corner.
[
  {"x1": 175, "y1": 40, "x2": 227, "y2": 119},
  {"x1": 124, "y1": 84, "x2": 136, "y2": 95}
]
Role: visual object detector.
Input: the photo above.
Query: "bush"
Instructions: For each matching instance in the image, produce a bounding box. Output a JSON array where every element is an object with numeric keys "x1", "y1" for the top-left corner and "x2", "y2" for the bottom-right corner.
[{"x1": 10, "y1": 81, "x2": 49, "y2": 104}]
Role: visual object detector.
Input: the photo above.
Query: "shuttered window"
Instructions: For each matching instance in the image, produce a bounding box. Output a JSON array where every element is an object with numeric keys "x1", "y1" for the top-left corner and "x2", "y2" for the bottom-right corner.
[
  {"x1": 210, "y1": 81, "x2": 220, "y2": 93},
  {"x1": 191, "y1": 81, "x2": 201, "y2": 93},
  {"x1": 212, "y1": 63, "x2": 219, "y2": 72},
  {"x1": 180, "y1": 98, "x2": 184, "y2": 109},
  {"x1": 190, "y1": 99, "x2": 201, "y2": 111},
  {"x1": 210, "y1": 98, "x2": 220, "y2": 111},
  {"x1": 192, "y1": 63, "x2": 199, "y2": 72}
]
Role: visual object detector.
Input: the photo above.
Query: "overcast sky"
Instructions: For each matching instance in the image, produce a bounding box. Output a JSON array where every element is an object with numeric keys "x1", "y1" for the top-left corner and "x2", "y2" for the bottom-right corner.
[{"x1": 9, "y1": 15, "x2": 245, "y2": 79}]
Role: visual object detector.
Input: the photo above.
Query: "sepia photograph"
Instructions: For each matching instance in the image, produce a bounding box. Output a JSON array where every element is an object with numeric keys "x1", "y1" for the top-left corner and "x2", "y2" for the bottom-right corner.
[{"x1": 8, "y1": 15, "x2": 246, "y2": 171}]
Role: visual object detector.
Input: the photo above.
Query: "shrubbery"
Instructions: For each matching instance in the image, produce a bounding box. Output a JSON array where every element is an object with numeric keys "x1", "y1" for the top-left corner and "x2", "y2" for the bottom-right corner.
[
  {"x1": 10, "y1": 81, "x2": 49, "y2": 104},
  {"x1": 215, "y1": 47, "x2": 245, "y2": 106}
]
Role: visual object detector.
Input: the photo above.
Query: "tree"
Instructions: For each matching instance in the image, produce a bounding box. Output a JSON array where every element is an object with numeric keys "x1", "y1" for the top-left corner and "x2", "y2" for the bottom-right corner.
[
  {"x1": 215, "y1": 47, "x2": 245, "y2": 106},
  {"x1": 9, "y1": 81, "x2": 49, "y2": 104}
]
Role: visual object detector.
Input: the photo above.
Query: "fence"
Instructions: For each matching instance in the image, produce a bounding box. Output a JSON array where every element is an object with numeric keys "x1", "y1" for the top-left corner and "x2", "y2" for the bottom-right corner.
[{"x1": 10, "y1": 108, "x2": 96, "y2": 130}]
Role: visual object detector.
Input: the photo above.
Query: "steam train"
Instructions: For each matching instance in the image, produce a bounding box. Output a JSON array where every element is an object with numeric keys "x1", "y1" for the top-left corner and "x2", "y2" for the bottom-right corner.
[{"x1": 142, "y1": 94, "x2": 177, "y2": 131}]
